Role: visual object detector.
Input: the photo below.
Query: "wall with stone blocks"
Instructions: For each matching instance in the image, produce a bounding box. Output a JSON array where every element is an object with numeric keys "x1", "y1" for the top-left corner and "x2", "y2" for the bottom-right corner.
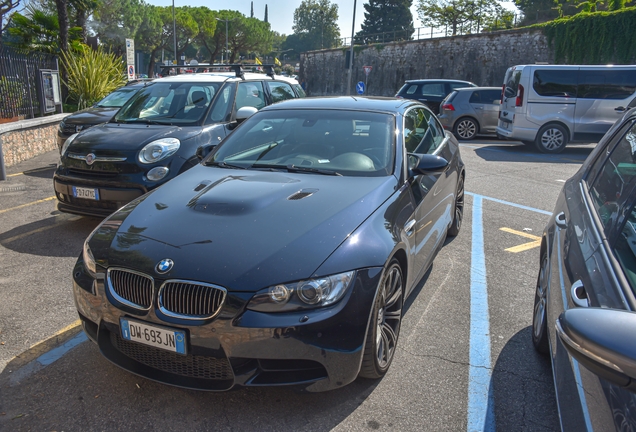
[
  {"x1": 0, "y1": 114, "x2": 68, "y2": 167},
  {"x1": 301, "y1": 28, "x2": 553, "y2": 96}
]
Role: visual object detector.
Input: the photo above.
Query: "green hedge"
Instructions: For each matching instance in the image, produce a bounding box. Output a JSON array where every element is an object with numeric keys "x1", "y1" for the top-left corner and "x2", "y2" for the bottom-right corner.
[{"x1": 540, "y1": 7, "x2": 636, "y2": 64}]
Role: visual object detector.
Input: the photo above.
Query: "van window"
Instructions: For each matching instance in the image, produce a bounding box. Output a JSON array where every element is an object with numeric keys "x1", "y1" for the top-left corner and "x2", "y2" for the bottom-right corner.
[
  {"x1": 578, "y1": 70, "x2": 636, "y2": 100},
  {"x1": 533, "y1": 70, "x2": 578, "y2": 98},
  {"x1": 504, "y1": 69, "x2": 522, "y2": 98}
]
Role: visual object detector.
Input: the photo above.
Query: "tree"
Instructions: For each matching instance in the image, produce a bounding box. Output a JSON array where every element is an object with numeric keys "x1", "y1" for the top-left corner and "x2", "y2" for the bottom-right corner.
[
  {"x1": 227, "y1": 16, "x2": 272, "y2": 63},
  {"x1": 356, "y1": 0, "x2": 414, "y2": 44},
  {"x1": 291, "y1": 0, "x2": 340, "y2": 51},
  {"x1": 1, "y1": 0, "x2": 20, "y2": 42},
  {"x1": 54, "y1": 0, "x2": 69, "y2": 53},
  {"x1": 91, "y1": 0, "x2": 147, "y2": 53},
  {"x1": 417, "y1": 0, "x2": 504, "y2": 35},
  {"x1": 187, "y1": 6, "x2": 217, "y2": 63}
]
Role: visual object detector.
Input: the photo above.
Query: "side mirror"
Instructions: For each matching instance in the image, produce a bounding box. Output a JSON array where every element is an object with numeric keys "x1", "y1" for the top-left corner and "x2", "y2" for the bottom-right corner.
[
  {"x1": 408, "y1": 154, "x2": 449, "y2": 176},
  {"x1": 557, "y1": 308, "x2": 636, "y2": 391},
  {"x1": 236, "y1": 106, "x2": 258, "y2": 124},
  {"x1": 196, "y1": 144, "x2": 215, "y2": 161}
]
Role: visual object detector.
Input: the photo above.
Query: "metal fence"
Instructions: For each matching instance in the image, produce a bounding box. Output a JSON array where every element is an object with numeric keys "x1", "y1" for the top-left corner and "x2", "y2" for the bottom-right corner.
[{"x1": 0, "y1": 45, "x2": 58, "y2": 120}]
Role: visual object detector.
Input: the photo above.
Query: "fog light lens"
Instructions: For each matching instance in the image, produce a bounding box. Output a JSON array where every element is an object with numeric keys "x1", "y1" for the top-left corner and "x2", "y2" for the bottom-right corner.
[
  {"x1": 269, "y1": 285, "x2": 290, "y2": 303},
  {"x1": 147, "y1": 166, "x2": 169, "y2": 181}
]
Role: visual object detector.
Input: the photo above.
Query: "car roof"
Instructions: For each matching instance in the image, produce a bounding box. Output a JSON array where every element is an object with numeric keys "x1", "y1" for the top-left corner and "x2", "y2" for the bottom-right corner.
[
  {"x1": 158, "y1": 72, "x2": 299, "y2": 84},
  {"x1": 259, "y1": 96, "x2": 419, "y2": 113},
  {"x1": 404, "y1": 79, "x2": 475, "y2": 84},
  {"x1": 453, "y1": 86, "x2": 501, "y2": 92}
]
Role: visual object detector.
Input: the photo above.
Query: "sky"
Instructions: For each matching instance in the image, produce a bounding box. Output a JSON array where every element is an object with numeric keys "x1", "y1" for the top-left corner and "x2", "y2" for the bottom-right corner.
[{"x1": 146, "y1": 1, "x2": 519, "y2": 38}]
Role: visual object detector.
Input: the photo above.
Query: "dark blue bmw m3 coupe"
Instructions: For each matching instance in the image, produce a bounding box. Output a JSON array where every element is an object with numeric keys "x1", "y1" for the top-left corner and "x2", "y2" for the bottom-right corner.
[{"x1": 72, "y1": 96, "x2": 465, "y2": 392}]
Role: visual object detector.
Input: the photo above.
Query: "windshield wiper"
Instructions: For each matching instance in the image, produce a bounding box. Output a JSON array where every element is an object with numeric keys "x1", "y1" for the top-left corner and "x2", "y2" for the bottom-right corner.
[
  {"x1": 207, "y1": 161, "x2": 247, "y2": 169},
  {"x1": 286, "y1": 165, "x2": 342, "y2": 176},
  {"x1": 122, "y1": 118, "x2": 173, "y2": 125},
  {"x1": 251, "y1": 163, "x2": 287, "y2": 171}
]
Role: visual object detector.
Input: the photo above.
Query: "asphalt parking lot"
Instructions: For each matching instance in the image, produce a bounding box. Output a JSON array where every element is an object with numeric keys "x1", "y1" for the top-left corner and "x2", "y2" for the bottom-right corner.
[{"x1": 0, "y1": 140, "x2": 593, "y2": 430}]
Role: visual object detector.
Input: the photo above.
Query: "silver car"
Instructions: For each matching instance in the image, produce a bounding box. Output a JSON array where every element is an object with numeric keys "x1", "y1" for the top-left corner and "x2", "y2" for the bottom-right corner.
[{"x1": 438, "y1": 87, "x2": 502, "y2": 140}]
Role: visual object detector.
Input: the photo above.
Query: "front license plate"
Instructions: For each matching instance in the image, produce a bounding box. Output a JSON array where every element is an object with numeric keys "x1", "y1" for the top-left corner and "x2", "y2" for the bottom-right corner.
[
  {"x1": 120, "y1": 318, "x2": 187, "y2": 355},
  {"x1": 72, "y1": 186, "x2": 99, "y2": 200}
]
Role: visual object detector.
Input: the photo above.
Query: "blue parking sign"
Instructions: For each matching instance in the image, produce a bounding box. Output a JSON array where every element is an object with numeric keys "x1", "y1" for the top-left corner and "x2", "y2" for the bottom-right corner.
[{"x1": 356, "y1": 81, "x2": 365, "y2": 95}]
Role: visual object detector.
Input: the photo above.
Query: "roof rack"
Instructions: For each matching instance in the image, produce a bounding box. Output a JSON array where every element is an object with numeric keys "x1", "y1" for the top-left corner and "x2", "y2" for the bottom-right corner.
[{"x1": 159, "y1": 63, "x2": 277, "y2": 80}]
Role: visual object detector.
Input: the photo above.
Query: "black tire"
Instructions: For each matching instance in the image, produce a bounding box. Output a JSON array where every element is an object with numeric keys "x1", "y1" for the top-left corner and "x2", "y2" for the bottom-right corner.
[
  {"x1": 454, "y1": 117, "x2": 478, "y2": 140},
  {"x1": 532, "y1": 251, "x2": 550, "y2": 355},
  {"x1": 448, "y1": 174, "x2": 464, "y2": 237},
  {"x1": 534, "y1": 124, "x2": 568, "y2": 154},
  {"x1": 359, "y1": 258, "x2": 404, "y2": 379}
]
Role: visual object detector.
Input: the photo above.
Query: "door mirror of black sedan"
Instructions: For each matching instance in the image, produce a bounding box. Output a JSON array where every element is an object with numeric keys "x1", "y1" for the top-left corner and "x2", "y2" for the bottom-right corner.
[
  {"x1": 408, "y1": 154, "x2": 449, "y2": 176},
  {"x1": 557, "y1": 308, "x2": 636, "y2": 391},
  {"x1": 196, "y1": 144, "x2": 215, "y2": 161}
]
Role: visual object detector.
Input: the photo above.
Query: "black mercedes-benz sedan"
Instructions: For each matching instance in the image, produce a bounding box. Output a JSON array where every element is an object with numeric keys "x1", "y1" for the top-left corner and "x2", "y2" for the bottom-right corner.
[
  {"x1": 54, "y1": 71, "x2": 303, "y2": 217},
  {"x1": 532, "y1": 107, "x2": 636, "y2": 428},
  {"x1": 72, "y1": 96, "x2": 465, "y2": 392}
]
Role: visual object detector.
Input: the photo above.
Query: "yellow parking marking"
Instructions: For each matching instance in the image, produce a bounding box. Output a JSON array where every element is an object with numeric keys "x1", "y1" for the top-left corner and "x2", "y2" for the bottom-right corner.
[
  {"x1": 0, "y1": 196, "x2": 56, "y2": 215},
  {"x1": 3, "y1": 215, "x2": 82, "y2": 243},
  {"x1": 500, "y1": 227, "x2": 541, "y2": 253}
]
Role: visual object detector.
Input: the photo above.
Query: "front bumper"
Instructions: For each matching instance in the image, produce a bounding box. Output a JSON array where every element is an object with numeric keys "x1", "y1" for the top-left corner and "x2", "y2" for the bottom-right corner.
[{"x1": 73, "y1": 259, "x2": 382, "y2": 392}]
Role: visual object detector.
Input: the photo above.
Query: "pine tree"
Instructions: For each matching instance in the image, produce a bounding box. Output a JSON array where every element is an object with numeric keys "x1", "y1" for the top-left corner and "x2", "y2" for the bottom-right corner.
[
  {"x1": 264, "y1": 4, "x2": 268, "y2": 22},
  {"x1": 355, "y1": 0, "x2": 414, "y2": 44},
  {"x1": 251, "y1": 1, "x2": 254, "y2": 18}
]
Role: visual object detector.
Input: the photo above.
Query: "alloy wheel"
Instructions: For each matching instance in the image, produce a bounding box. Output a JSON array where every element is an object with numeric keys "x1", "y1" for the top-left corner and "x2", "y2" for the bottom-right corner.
[
  {"x1": 448, "y1": 175, "x2": 464, "y2": 236},
  {"x1": 540, "y1": 127, "x2": 565, "y2": 151},
  {"x1": 375, "y1": 264, "x2": 403, "y2": 369},
  {"x1": 455, "y1": 119, "x2": 477, "y2": 140},
  {"x1": 532, "y1": 252, "x2": 550, "y2": 353}
]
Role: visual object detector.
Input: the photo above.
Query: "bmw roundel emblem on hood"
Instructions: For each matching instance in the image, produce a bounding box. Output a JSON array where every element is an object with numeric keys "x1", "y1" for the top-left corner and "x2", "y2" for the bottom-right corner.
[{"x1": 156, "y1": 259, "x2": 174, "y2": 274}]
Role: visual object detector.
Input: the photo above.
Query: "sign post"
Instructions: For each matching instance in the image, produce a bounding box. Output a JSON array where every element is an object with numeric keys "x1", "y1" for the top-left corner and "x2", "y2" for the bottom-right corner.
[
  {"x1": 126, "y1": 38, "x2": 135, "y2": 81},
  {"x1": 363, "y1": 66, "x2": 372, "y2": 94}
]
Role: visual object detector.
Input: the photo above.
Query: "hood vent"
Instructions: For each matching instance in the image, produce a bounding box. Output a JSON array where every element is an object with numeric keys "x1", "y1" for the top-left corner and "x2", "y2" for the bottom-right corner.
[{"x1": 287, "y1": 188, "x2": 318, "y2": 201}]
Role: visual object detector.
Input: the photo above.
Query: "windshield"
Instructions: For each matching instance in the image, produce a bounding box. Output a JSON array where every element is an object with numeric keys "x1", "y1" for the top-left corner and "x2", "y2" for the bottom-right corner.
[
  {"x1": 114, "y1": 81, "x2": 224, "y2": 125},
  {"x1": 95, "y1": 88, "x2": 138, "y2": 107},
  {"x1": 207, "y1": 109, "x2": 395, "y2": 177}
]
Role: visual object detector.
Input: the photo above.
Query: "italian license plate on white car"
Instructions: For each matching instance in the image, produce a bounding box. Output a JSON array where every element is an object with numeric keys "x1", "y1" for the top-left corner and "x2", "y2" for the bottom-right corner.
[
  {"x1": 72, "y1": 186, "x2": 99, "y2": 200},
  {"x1": 120, "y1": 318, "x2": 187, "y2": 355}
]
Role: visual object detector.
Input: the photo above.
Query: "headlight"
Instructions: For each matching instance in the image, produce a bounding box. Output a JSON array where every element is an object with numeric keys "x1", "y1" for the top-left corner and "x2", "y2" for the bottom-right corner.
[
  {"x1": 82, "y1": 239, "x2": 97, "y2": 276},
  {"x1": 138, "y1": 138, "x2": 180, "y2": 164},
  {"x1": 60, "y1": 132, "x2": 78, "y2": 156},
  {"x1": 246, "y1": 271, "x2": 355, "y2": 312}
]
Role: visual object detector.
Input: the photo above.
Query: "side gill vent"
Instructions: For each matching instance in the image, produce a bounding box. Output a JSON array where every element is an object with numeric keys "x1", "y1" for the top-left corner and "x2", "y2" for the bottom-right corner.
[{"x1": 287, "y1": 188, "x2": 318, "y2": 201}]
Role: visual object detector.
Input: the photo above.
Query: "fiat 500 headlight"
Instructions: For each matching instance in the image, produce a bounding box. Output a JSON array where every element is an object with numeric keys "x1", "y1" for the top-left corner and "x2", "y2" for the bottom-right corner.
[
  {"x1": 247, "y1": 271, "x2": 355, "y2": 312},
  {"x1": 138, "y1": 138, "x2": 180, "y2": 164},
  {"x1": 60, "y1": 132, "x2": 79, "y2": 156}
]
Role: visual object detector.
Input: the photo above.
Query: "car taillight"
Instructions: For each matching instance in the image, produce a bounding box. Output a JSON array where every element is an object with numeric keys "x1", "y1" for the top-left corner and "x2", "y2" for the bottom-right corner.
[
  {"x1": 396, "y1": 95, "x2": 403, "y2": 99},
  {"x1": 442, "y1": 103, "x2": 455, "y2": 111},
  {"x1": 515, "y1": 84, "x2": 524, "y2": 107},
  {"x1": 501, "y1": 85, "x2": 505, "y2": 103}
]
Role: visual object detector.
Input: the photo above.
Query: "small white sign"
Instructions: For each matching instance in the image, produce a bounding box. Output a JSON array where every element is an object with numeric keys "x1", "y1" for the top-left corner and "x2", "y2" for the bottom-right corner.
[{"x1": 125, "y1": 38, "x2": 135, "y2": 66}]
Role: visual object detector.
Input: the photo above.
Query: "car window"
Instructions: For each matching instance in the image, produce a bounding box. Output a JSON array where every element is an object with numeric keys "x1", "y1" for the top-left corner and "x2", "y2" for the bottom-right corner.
[
  {"x1": 420, "y1": 83, "x2": 445, "y2": 98},
  {"x1": 613, "y1": 200, "x2": 636, "y2": 294},
  {"x1": 589, "y1": 121, "x2": 636, "y2": 235},
  {"x1": 404, "y1": 84, "x2": 418, "y2": 95},
  {"x1": 96, "y1": 88, "x2": 137, "y2": 107},
  {"x1": 236, "y1": 81, "x2": 266, "y2": 111},
  {"x1": 207, "y1": 84, "x2": 235, "y2": 123},
  {"x1": 404, "y1": 108, "x2": 443, "y2": 154},
  {"x1": 209, "y1": 110, "x2": 394, "y2": 177},
  {"x1": 578, "y1": 70, "x2": 636, "y2": 100},
  {"x1": 115, "y1": 82, "x2": 221, "y2": 125},
  {"x1": 292, "y1": 84, "x2": 306, "y2": 98},
  {"x1": 267, "y1": 81, "x2": 296, "y2": 103},
  {"x1": 504, "y1": 69, "x2": 522, "y2": 98},
  {"x1": 533, "y1": 69, "x2": 578, "y2": 98},
  {"x1": 469, "y1": 91, "x2": 482, "y2": 103},
  {"x1": 483, "y1": 90, "x2": 503, "y2": 104}
]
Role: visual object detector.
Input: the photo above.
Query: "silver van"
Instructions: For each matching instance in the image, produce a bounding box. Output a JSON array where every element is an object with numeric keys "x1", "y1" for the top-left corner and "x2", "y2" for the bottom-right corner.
[{"x1": 496, "y1": 64, "x2": 636, "y2": 153}]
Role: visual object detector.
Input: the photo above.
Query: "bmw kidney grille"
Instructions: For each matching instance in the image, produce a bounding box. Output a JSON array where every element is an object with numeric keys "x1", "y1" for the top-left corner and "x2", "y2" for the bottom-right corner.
[
  {"x1": 159, "y1": 281, "x2": 226, "y2": 320},
  {"x1": 107, "y1": 268, "x2": 154, "y2": 310}
]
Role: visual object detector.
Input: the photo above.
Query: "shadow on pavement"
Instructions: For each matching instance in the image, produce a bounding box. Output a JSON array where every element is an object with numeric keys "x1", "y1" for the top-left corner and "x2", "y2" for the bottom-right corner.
[
  {"x1": 0, "y1": 215, "x2": 99, "y2": 257},
  {"x1": 0, "y1": 340, "x2": 379, "y2": 431},
  {"x1": 21, "y1": 164, "x2": 57, "y2": 179},
  {"x1": 473, "y1": 144, "x2": 594, "y2": 164},
  {"x1": 490, "y1": 326, "x2": 560, "y2": 430}
]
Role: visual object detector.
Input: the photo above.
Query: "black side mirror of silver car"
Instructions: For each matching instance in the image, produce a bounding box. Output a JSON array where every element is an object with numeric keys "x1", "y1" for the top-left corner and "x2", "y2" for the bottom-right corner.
[
  {"x1": 408, "y1": 154, "x2": 449, "y2": 176},
  {"x1": 557, "y1": 308, "x2": 636, "y2": 392}
]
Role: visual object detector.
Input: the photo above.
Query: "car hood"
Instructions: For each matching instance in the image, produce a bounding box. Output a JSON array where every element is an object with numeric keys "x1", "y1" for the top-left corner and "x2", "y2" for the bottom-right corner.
[
  {"x1": 90, "y1": 165, "x2": 397, "y2": 292},
  {"x1": 63, "y1": 107, "x2": 120, "y2": 125},
  {"x1": 69, "y1": 123, "x2": 202, "y2": 152}
]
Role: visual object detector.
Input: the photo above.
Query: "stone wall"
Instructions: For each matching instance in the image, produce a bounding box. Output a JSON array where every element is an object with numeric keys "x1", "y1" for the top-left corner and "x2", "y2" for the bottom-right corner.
[
  {"x1": 0, "y1": 114, "x2": 68, "y2": 168},
  {"x1": 301, "y1": 28, "x2": 553, "y2": 96}
]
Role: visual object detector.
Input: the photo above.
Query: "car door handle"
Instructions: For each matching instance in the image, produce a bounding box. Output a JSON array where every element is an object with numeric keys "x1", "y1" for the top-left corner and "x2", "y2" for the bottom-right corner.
[
  {"x1": 405, "y1": 219, "x2": 416, "y2": 237},
  {"x1": 571, "y1": 280, "x2": 589, "y2": 307},
  {"x1": 476, "y1": 107, "x2": 483, "y2": 110},
  {"x1": 615, "y1": 106, "x2": 627, "y2": 112},
  {"x1": 555, "y1": 212, "x2": 568, "y2": 229}
]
